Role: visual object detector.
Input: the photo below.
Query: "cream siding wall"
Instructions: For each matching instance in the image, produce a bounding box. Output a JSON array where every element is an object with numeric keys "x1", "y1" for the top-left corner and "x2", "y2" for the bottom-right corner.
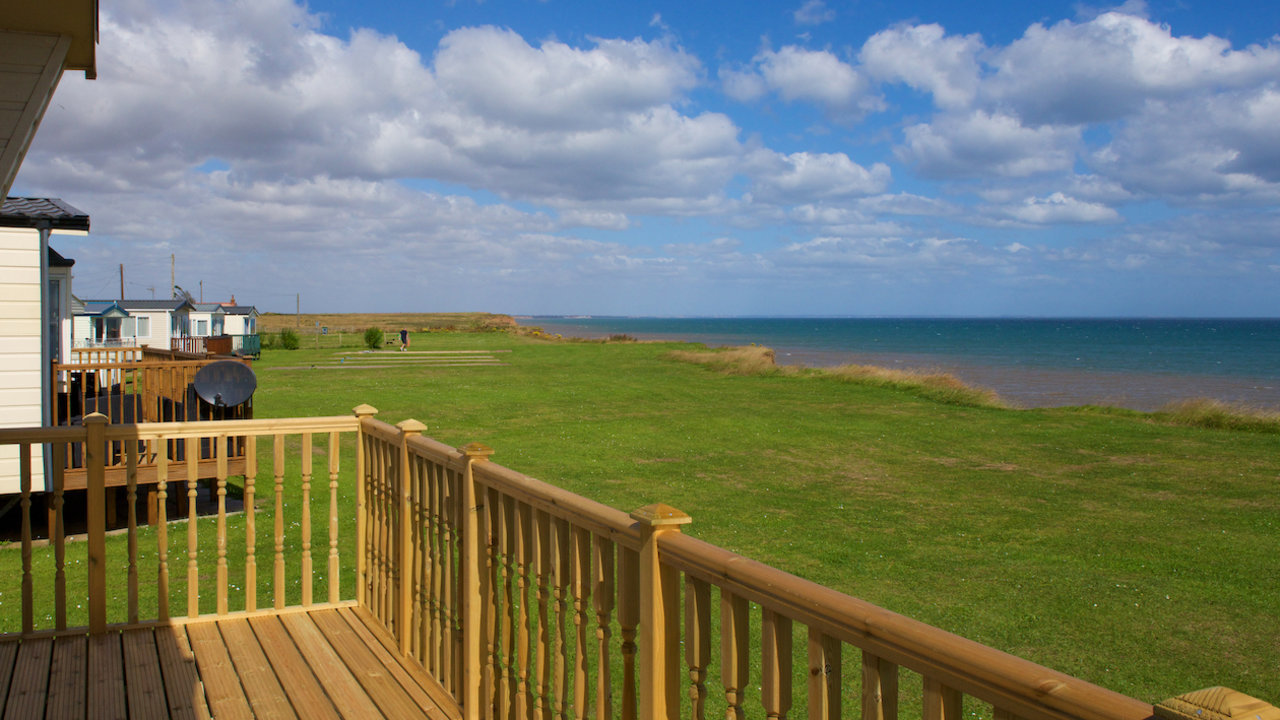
[{"x1": 0, "y1": 227, "x2": 45, "y2": 493}]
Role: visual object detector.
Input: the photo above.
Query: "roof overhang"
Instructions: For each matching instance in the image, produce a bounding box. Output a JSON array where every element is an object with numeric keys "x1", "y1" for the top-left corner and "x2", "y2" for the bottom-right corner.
[
  {"x1": 3, "y1": 1, "x2": 98, "y2": 79},
  {"x1": 0, "y1": 197, "x2": 90, "y2": 231},
  {"x1": 1, "y1": 1, "x2": 99, "y2": 199}
]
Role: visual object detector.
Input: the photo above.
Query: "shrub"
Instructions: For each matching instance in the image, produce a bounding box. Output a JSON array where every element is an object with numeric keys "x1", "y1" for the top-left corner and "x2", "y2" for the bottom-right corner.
[
  {"x1": 363, "y1": 327, "x2": 384, "y2": 350},
  {"x1": 279, "y1": 329, "x2": 300, "y2": 350}
]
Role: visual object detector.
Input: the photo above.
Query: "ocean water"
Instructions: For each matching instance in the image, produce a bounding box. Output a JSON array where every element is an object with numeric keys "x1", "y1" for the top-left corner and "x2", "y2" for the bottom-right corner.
[{"x1": 521, "y1": 317, "x2": 1280, "y2": 411}]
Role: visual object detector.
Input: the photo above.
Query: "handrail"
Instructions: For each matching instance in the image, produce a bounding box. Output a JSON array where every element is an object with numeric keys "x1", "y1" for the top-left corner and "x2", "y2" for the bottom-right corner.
[
  {"x1": 352, "y1": 414, "x2": 1171, "y2": 720},
  {"x1": 661, "y1": 531, "x2": 1152, "y2": 720},
  {"x1": 1, "y1": 410, "x2": 1253, "y2": 720},
  {"x1": 0, "y1": 413, "x2": 361, "y2": 635}
]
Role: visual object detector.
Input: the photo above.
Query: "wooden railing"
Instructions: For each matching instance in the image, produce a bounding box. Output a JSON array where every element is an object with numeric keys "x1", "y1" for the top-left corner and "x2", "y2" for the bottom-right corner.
[
  {"x1": 355, "y1": 412, "x2": 1164, "y2": 720},
  {"x1": 0, "y1": 413, "x2": 358, "y2": 634},
  {"x1": 171, "y1": 336, "x2": 207, "y2": 355},
  {"x1": 52, "y1": 356, "x2": 252, "y2": 424},
  {"x1": 3, "y1": 408, "x2": 1239, "y2": 720},
  {"x1": 67, "y1": 346, "x2": 145, "y2": 365}
]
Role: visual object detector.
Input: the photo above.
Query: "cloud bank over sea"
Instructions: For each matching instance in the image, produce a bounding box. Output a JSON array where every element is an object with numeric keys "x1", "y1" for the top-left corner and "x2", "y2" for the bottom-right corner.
[{"x1": 18, "y1": 0, "x2": 1280, "y2": 317}]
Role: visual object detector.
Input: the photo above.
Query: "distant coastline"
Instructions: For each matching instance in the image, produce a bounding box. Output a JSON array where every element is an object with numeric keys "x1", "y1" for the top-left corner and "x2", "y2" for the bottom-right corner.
[{"x1": 518, "y1": 316, "x2": 1280, "y2": 411}]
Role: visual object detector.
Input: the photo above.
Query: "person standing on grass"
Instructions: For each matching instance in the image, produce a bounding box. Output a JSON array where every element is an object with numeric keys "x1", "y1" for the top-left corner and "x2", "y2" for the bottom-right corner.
[{"x1": 400, "y1": 328, "x2": 409, "y2": 351}]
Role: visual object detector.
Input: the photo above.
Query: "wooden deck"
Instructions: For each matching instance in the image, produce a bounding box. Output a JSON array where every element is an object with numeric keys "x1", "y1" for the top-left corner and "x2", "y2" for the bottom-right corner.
[{"x1": 0, "y1": 605, "x2": 462, "y2": 719}]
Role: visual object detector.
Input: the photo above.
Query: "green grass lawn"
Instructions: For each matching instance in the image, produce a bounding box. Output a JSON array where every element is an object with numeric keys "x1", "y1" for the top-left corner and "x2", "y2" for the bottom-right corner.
[
  {"x1": 248, "y1": 331, "x2": 1279, "y2": 704},
  {"x1": 5, "y1": 329, "x2": 1276, "y2": 707}
]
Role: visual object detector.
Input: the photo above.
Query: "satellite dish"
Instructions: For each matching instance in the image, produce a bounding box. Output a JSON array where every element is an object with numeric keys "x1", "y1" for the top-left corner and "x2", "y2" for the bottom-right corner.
[{"x1": 193, "y1": 360, "x2": 257, "y2": 407}]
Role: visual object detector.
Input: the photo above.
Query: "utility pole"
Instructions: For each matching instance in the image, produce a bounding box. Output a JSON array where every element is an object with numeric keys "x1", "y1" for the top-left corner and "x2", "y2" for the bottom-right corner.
[
  {"x1": 119, "y1": 264, "x2": 124, "y2": 300},
  {"x1": 296, "y1": 293, "x2": 300, "y2": 326},
  {"x1": 170, "y1": 254, "x2": 175, "y2": 299},
  {"x1": 199, "y1": 280, "x2": 203, "y2": 303}
]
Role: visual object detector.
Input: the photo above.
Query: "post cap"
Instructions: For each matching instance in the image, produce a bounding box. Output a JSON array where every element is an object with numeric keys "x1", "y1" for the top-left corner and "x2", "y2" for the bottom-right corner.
[
  {"x1": 630, "y1": 503, "x2": 692, "y2": 527},
  {"x1": 1156, "y1": 688, "x2": 1280, "y2": 720},
  {"x1": 353, "y1": 404, "x2": 378, "y2": 416},
  {"x1": 82, "y1": 412, "x2": 108, "y2": 425},
  {"x1": 397, "y1": 419, "x2": 427, "y2": 435}
]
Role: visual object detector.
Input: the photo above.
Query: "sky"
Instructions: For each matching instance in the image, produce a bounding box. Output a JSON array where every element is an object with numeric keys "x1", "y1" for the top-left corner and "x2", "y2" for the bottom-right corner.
[{"x1": 14, "y1": 0, "x2": 1280, "y2": 316}]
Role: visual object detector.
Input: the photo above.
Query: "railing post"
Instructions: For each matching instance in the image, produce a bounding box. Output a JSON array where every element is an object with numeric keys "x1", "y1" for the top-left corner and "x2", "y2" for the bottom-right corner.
[
  {"x1": 353, "y1": 404, "x2": 378, "y2": 609},
  {"x1": 460, "y1": 442, "x2": 494, "y2": 720},
  {"x1": 397, "y1": 418, "x2": 427, "y2": 656},
  {"x1": 84, "y1": 413, "x2": 108, "y2": 634},
  {"x1": 631, "y1": 503, "x2": 691, "y2": 720}
]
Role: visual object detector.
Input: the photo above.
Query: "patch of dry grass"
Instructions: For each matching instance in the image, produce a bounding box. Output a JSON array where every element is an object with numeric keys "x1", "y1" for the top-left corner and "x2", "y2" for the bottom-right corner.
[
  {"x1": 666, "y1": 345, "x2": 1007, "y2": 408},
  {"x1": 1154, "y1": 397, "x2": 1280, "y2": 434}
]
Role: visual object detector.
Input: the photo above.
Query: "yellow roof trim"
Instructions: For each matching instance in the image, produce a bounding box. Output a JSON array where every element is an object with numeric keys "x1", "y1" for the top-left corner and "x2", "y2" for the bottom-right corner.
[{"x1": 1, "y1": 0, "x2": 98, "y2": 78}]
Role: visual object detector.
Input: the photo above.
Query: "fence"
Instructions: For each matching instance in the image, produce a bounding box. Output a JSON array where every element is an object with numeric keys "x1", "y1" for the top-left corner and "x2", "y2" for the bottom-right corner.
[{"x1": 1, "y1": 408, "x2": 1241, "y2": 720}]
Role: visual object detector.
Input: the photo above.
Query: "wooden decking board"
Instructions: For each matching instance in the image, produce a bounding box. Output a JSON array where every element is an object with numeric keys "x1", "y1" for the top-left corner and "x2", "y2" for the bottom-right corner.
[
  {"x1": 5, "y1": 636, "x2": 53, "y2": 719},
  {"x1": 45, "y1": 634, "x2": 87, "y2": 720},
  {"x1": 122, "y1": 629, "x2": 169, "y2": 720},
  {"x1": 0, "y1": 640, "x2": 20, "y2": 711},
  {"x1": 153, "y1": 625, "x2": 208, "y2": 720},
  {"x1": 341, "y1": 606, "x2": 460, "y2": 720},
  {"x1": 309, "y1": 608, "x2": 430, "y2": 719},
  {"x1": 277, "y1": 612, "x2": 385, "y2": 720},
  {"x1": 216, "y1": 620, "x2": 295, "y2": 719},
  {"x1": 0, "y1": 606, "x2": 463, "y2": 719},
  {"x1": 185, "y1": 622, "x2": 253, "y2": 720},
  {"x1": 87, "y1": 632, "x2": 126, "y2": 720},
  {"x1": 245, "y1": 615, "x2": 340, "y2": 720}
]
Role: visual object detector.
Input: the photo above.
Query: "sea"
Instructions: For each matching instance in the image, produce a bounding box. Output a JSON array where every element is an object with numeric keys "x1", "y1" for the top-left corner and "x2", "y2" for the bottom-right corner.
[{"x1": 518, "y1": 317, "x2": 1280, "y2": 411}]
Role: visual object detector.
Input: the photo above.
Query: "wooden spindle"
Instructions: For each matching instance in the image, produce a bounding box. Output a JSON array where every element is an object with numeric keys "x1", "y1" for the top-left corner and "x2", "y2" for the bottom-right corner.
[
  {"x1": 329, "y1": 431, "x2": 341, "y2": 603},
  {"x1": 354, "y1": 405, "x2": 378, "y2": 609},
  {"x1": 618, "y1": 546, "x2": 639, "y2": 720},
  {"x1": 20, "y1": 444, "x2": 33, "y2": 634},
  {"x1": 686, "y1": 576, "x2": 711, "y2": 720},
  {"x1": 534, "y1": 509, "x2": 553, "y2": 720},
  {"x1": 862, "y1": 651, "x2": 899, "y2": 720},
  {"x1": 499, "y1": 493, "x2": 517, "y2": 720},
  {"x1": 483, "y1": 485, "x2": 500, "y2": 716},
  {"x1": 807, "y1": 632, "x2": 841, "y2": 720},
  {"x1": 570, "y1": 527, "x2": 591, "y2": 720},
  {"x1": 216, "y1": 434, "x2": 229, "y2": 615},
  {"x1": 301, "y1": 432, "x2": 314, "y2": 607},
  {"x1": 245, "y1": 435, "x2": 257, "y2": 612},
  {"x1": 721, "y1": 591, "x2": 750, "y2": 720},
  {"x1": 273, "y1": 434, "x2": 286, "y2": 610},
  {"x1": 429, "y1": 459, "x2": 445, "y2": 675},
  {"x1": 156, "y1": 438, "x2": 170, "y2": 621},
  {"x1": 553, "y1": 517, "x2": 570, "y2": 720},
  {"x1": 592, "y1": 535, "x2": 615, "y2": 720},
  {"x1": 516, "y1": 501, "x2": 534, "y2": 720},
  {"x1": 413, "y1": 456, "x2": 426, "y2": 662},
  {"x1": 85, "y1": 414, "x2": 107, "y2": 633},
  {"x1": 126, "y1": 439, "x2": 139, "y2": 624},
  {"x1": 186, "y1": 437, "x2": 200, "y2": 618},
  {"x1": 923, "y1": 678, "x2": 962, "y2": 720},
  {"x1": 762, "y1": 609, "x2": 793, "y2": 720}
]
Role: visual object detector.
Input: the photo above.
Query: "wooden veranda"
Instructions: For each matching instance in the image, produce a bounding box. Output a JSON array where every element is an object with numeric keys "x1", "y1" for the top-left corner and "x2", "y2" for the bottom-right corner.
[
  {"x1": 0, "y1": 606, "x2": 458, "y2": 719},
  {"x1": 0, "y1": 408, "x2": 1271, "y2": 720}
]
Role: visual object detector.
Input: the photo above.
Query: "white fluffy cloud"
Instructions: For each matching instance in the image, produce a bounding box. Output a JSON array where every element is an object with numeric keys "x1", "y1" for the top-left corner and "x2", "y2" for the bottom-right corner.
[
  {"x1": 860, "y1": 24, "x2": 984, "y2": 109},
  {"x1": 748, "y1": 151, "x2": 891, "y2": 204},
  {"x1": 897, "y1": 111, "x2": 1080, "y2": 178},
  {"x1": 984, "y1": 12, "x2": 1280, "y2": 125},
  {"x1": 998, "y1": 193, "x2": 1122, "y2": 224},
  {"x1": 721, "y1": 46, "x2": 880, "y2": 117}
]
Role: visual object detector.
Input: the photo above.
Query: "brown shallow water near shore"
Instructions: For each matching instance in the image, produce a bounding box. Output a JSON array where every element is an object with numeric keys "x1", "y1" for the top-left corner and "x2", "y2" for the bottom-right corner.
[{"x1": 778, "y1": 347, "x2": 1280, "y2": 411}]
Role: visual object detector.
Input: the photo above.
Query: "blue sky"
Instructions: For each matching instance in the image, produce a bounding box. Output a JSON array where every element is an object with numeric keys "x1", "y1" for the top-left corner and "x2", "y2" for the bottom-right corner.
[{"x1": 16, "y1": 0, "x2": 1280, "y2": 316}]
